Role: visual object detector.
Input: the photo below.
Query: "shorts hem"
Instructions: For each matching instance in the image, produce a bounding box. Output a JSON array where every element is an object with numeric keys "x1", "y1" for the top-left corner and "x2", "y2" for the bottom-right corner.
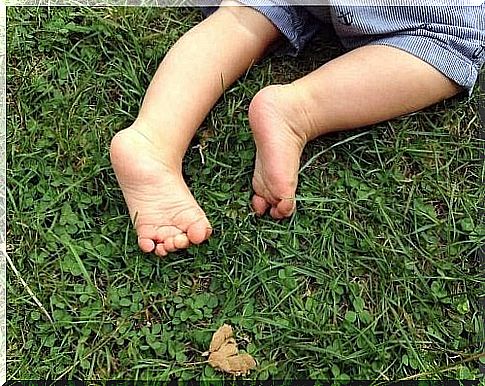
[{"x1": 220, "y1": 0, "x2": 321, "y2": 56}]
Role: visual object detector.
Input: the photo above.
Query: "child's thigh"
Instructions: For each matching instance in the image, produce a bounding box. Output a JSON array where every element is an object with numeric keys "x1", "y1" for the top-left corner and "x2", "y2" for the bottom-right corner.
[
  {"x1": 201, "y1": 2, "x2": 324, "y2": 56},
  {"x1": 331, "y1": 6, "x2": 485, "y2": 94}
]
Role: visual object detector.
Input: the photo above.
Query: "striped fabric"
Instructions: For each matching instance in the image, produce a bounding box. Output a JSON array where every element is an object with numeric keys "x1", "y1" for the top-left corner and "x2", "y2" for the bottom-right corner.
[{"x1": 204, "y1": 2, "x2": 485, "y2": 94}]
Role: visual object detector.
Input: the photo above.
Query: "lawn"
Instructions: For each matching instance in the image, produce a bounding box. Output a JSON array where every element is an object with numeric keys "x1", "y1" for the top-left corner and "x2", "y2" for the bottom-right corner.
[{"x1": 6, "y1": 6, "x2": 485, "y2": 381}]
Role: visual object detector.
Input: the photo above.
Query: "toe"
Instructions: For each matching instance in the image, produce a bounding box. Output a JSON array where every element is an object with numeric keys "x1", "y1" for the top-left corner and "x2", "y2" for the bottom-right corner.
[
  {"x1": 270, "y1": 198, "x2": 295, "y2": 219},
  {"x1": 270, "y1": 206, "x2": 285, "y2": 219},
  {"x1": 154, "y1": 225, "x2": 183, "y2": 241},
  {"x1": 187, "y1": 219, "x2": 212, "y2": 245},
  {"x1": 163, "y1": 237, "x2": 177, "y2": 252},
  {"x1": 155, "y1": 243, "x2": 168, "y2": 257},
  {"x1": 252, "y1": 194, "x2": 270, "y2": 216},
  {"x1": 276, "y1": 197, "x2": 296, "y2": 217},
  {"x1": 173, "y1": 233, "x2": 190, "y2": 249},
  {"x1": 137, "y1": 223, "x2": 174, "y2": 240},
  {"x1": 138, "y1": 237, "x2": 156, "y2": 253},
  {"x1": 205, "y1": 226, "x2": 213, "y2": 239},
  {"x1": 137, "y1": 224, "x2": 183, "y2": 254}
]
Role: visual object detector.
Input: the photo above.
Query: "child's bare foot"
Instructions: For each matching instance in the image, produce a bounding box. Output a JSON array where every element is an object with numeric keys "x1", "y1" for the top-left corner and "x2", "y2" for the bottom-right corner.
[
  {"x1": 110, "y1": 126, "x2": 212, "y2": 257},
  {"x1": 249, "y1": 84, "x2": 312, "y2": 219}
]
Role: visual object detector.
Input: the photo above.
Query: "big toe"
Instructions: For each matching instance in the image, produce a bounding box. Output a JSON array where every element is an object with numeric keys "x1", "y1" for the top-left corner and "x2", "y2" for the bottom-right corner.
[
  {"x1": 186, "y1": 218, "x2": 212, "y2": 245},
  {"x1": 269, "y1": 198, "x2": 295, "y2": 219}
]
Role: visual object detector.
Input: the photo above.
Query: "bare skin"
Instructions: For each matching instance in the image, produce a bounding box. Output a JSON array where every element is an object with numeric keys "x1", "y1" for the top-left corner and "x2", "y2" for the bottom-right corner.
[
  {"x1": 110, "y1": 2, "x2": 281, "y2": 256},
  {"x1": 110, "y1": 3, "x2": 461, "y2": 256},
  {"x1": 249, "y1": 45, "x2": 461, "y2": 218}
]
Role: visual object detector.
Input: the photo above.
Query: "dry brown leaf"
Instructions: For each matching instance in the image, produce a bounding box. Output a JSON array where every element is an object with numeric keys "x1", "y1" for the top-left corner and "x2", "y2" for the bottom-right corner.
[
  {"x1": 217, "y1": 338, "x2": 238, "y2": 357},
  {"x1": 208, "y1": 351, "x2": 257, "y2": 376},
  {"x1": 226, "y1": 354, "x2": 257, "y2": 374},
  {"x1": 209, "y1": 324, "x2": 233, "y2": 352},
  {"x1": 206, "y1": 324, "x2": 256, "y2": 376},
  {"x1": 208, "y1": 352, "x2": 232, "y2": 373}
]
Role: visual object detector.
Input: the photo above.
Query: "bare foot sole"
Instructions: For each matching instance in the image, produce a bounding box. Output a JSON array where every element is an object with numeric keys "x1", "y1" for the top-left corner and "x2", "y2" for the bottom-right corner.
[
  {"x1": 249, "y1": 84, "x2": 309, "y2": 219},
  {"x1": 110, "y1": 126, "x2": 212, "y2": 257}
]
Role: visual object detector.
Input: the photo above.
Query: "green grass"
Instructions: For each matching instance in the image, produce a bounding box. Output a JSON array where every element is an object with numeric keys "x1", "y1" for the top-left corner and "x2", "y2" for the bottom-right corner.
[{"x1": 6, "y1": 6, "x2": 485, "y2": 381}]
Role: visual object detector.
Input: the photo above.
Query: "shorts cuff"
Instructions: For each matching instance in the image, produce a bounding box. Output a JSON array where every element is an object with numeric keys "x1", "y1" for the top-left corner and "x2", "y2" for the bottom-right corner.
[{"x1": 201, "y1": 1, "x2": 321, "y2": 57}]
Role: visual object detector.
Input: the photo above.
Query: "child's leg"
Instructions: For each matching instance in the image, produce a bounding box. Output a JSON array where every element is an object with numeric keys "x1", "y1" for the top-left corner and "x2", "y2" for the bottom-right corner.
[
  {"x1": 249, "y1": 44, "x2": 461, "y2": 218},
  {"x1": 110, "y1": 2, "x2": 280, "y2": 256}
]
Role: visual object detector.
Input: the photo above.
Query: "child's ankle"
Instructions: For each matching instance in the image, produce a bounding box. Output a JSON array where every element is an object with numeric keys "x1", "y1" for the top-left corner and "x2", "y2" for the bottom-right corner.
[
  {"x1": 120, "y1": 120, "x2": 183, "y2": 167},
  {"x1": 126, "y1": 118, "x2": 163, "y2": 145}
]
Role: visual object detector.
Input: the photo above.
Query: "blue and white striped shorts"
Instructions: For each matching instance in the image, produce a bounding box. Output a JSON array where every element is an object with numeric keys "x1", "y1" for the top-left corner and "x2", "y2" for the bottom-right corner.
[{"x1": 203, "y1": 3, "x2": 485, "y2": 94}]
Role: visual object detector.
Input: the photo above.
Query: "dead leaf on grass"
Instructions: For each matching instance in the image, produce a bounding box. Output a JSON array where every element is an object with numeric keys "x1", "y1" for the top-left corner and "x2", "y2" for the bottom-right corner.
[
  {"x1": 204, "y1": 324, "x2": 256, "y2": 376},
  {"x1": 209, "y1": 323, "x2": 234, "y2": 352}
]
